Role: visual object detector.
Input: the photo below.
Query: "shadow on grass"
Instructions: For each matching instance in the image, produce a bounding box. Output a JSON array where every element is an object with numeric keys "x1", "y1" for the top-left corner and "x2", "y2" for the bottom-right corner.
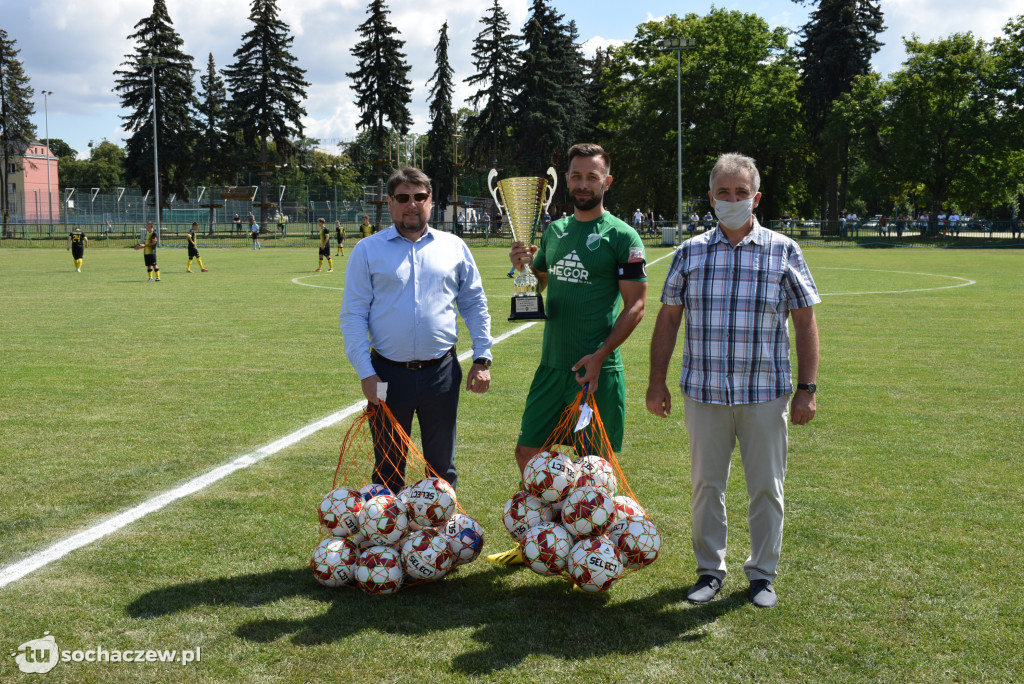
[{"x1": 126, "y1": 565, "x2": 745, "y2": 673}]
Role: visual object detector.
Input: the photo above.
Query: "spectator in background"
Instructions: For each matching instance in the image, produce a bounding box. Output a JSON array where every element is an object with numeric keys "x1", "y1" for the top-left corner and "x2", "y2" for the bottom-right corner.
[
  {"x1": 703, "y1": 210, "x2": 714, "y2": 230},
  {"x1": 949, "y1": 211, "x2": 960, "y2": 236},
  {"x1": 879, "y1": 214, "x2": 889, "y2": 236}
]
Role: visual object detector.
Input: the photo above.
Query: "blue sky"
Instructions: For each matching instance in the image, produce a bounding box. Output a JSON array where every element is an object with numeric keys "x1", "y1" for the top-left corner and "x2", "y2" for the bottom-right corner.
[{"x1": 4, "y1": 0, "x2": 1019, "y2": 159}]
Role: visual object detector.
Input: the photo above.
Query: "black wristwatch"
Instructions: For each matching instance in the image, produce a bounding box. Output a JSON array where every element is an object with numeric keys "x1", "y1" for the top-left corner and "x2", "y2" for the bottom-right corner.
[
  {"x1": 473, "y1": 357, "x2": 492, "y2": 369},
  {"x1": 796, "y1": 382, "x2": 817, "y2": 394}
]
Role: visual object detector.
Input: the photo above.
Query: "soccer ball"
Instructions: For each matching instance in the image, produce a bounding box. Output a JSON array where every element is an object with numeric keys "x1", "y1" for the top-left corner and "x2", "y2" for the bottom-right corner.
[
  {"x1": 568, "y1": 537, "x2": 625, "y2": 593},
  {"x1": 358, "y1": 483, "x2": 392, "y2": 501},
  {"x1": 358, "y1": 494, "x2": 409, "y2": 546},
  {"x1": 523, "y1": 451, "x2": 578, "y2": 503},
  {"x1": 318, "y1": 488, "x2": 362, "y2": 537},
  {"x1": 406, "y1": 478, "x2": 458, "y2": 529},
  {"x1": 561, "y1": 486, "x2": 615, "y2": 537},
  {"x1": 400, "y1": 528, "x2": 456, "y2": 581},
  {"x1": 441, "y1": 513, "x2": 486, "y2": 565},
  {"x1": 574, "y1": 455, "x2": 617, "y2": 494},
  {"x1": 521, "y1": 522, "x2": 574, "y2": 577},
  {"x1": 612, "y1": 495, "x2": 647, "y2": 521},
  {"x1": 607, "y1": 515, "x2": 661, "y2": 570},
  {"x1": 354, "y1": 545, "x2": 404, "y2": 595},
  {"x1": 502, "y1": 490, "x2": 554, "y2": 542},
  {"x1": 309, "y1": 537, "x2": 359, "y2": 587}
]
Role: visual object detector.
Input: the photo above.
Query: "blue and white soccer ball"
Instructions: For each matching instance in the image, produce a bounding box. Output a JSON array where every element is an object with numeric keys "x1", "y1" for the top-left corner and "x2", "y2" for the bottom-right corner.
[
  {"x1": 358, "y1": 483, "x2": 392, "y2": 501},
  {"x1": 400, "y1": 528, "x2": 456, "y2": 581},
  {"x1": 354, "y1": 545, "x2": 404, "y2": 595},
  {"x1": 310, "y1": 536, "x2": 359, "y2": 588},
  {"x1": 358, "y1": 494, "x2": 409, "y2": 546},
  {"x1": 441, "y1": 513, "x2": 485, "y2": 565}
]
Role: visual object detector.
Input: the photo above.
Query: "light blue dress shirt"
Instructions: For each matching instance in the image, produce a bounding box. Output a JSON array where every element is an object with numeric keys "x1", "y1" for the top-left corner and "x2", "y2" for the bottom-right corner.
[{"x1": 340, "y1": 225, "x2": 492, "y2": 380}]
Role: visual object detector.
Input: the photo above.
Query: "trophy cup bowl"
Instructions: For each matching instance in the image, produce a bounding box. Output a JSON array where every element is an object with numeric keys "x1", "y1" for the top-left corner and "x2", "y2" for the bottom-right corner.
[{"x1": 489, "y1": 168, "x2": 557, "y2": 321}]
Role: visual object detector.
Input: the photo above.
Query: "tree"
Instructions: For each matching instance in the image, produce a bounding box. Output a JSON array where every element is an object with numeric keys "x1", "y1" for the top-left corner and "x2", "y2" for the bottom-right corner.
[
  {"x1": 992, "y1": 15, "x2": 1024, "y2": 216},
  {"x1": 509, "y1": 0, "x2": 585, "y2": 173},
  {"x1": 883, "y1": 34, "x2": 1011, "y2": 214},
  {"x1": 464, "y1": 0, "x2": 518, "y2": 171},
  {"x1": 113, "y1": 0, "x2": 197, "y2": 205},
  {"x1": 425, "y1": 22, "x2": 456, "y2": 219},
  {"x1": 794, "y1": 0, "x2": 885, "y2": 220},
  {"x1": 600, "y1": 11, "x2": 804, "y2": 220},
  {"x1": 347, "y1": 0, "x2": 413, "y2": 158},
  {"x1": 193, "y1": 54, "x2": 235, "y2": 192},
  {"x1": 0, "y1": 29, "x2": 37, "y2": 233},
  {"x1": 60, "y1": 141, "x2": 126, "y2": 191},
  {"x1": 224, "y1": 0, "x2": 309, "y2": 228}
]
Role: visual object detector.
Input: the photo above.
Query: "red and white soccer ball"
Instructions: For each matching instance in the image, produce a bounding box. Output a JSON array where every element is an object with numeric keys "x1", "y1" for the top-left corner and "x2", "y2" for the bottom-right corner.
[
  {"x1": 567, "y1": 537, "x2": 625, "y2": 593},
  {"x1": 442, "y1": 513, "x2": 486, "y2": 565},
  {"x1": 319, "y1": 487, "x2": 362, "y2": 537},
  {"x1": 523, "y1": 451, "x2": 578, "y2": 504},
  {"x1": 521, "y1": 522, "x2": 574, "y2": 577},
  {"x1": 502, "y1": 490, "x2": 554, "y2": 542},
  {"x1": 358, "y1": 483, "x2": 392, "y2": 501},
  {"x1": 574, "y1": 455, "x2": 617, "y2": 494},
  {"x1": 354, "y1": 545, "x2": 404, "y2": 595},
  {"x1": 607, "y1": 514, "x2": 661, "y2": 570},
  {"x1": 309, "y1": 537, "x2": 359, "y2": 588},
  {"x1": 406, "y1": 478, "x2": 458, "y2": 529},
  {"x1": 400, "y1": 528, "x2": 456, "y2": 581},
  {"x1": 561, "y1": 486, "x2": 615, "y2": 537},
  {"x1": 358, "y1": 494, "x2": 409, "y2": 546},
  {"x1": 612, "y1": 495, "x2": 647, "y2": 522}
]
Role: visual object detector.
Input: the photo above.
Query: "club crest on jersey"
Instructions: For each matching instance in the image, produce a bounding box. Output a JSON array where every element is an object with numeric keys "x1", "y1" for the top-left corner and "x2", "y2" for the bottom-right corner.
[
  {"x1": 551, "y1": 250, "x2": 590, "y2": 284},
  {"x1": 586, "y1": 233, "x2": 602, "y2": 251}
]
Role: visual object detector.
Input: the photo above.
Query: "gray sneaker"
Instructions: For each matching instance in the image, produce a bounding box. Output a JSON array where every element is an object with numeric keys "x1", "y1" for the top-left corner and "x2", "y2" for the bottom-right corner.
[
  {"x1": 749, "y1": 579, "x2": 777, "y2": 608},
  {"x1": 686, "y1": 575, "x2": 723, "y2": 604}
]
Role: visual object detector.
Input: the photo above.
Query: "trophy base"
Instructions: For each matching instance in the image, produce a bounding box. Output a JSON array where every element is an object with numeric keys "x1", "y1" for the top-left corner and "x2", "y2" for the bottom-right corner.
[{"x1": 509, "y1": 294, "x2": 547, "y2": 321}]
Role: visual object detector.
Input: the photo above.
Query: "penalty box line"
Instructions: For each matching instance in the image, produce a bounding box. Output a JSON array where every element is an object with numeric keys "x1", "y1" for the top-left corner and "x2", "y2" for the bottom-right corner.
[
  {"x1": 0, "y1": 250, "x2": 676, "y2": 590},
  {"x1": 0, "y1": 323, "x2": 538, "y2": 591}
]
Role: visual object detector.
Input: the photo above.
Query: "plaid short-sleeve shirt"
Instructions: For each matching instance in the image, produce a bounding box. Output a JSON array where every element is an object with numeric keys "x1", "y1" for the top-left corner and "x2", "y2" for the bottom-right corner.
[{"x1": 661, "y1": 221, "x2": 820, "y2": 405}]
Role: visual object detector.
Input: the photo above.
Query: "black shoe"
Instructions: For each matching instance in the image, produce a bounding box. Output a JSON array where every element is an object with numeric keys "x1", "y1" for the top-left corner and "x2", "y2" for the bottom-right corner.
[
  {"x1": 686, "y1": 575, "x2": 722, "y2": 604},
  {"x1": 749, "y1": 579, "x2": 777, "y2": 608}
]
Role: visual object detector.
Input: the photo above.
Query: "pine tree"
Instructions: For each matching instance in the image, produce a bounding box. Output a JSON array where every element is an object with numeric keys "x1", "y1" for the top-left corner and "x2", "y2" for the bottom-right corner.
[
  {"x1": 113, "y1": 0, "x2": 197, "y2": 204},
  {"x1": 425, "y1": 22, "x2": 456, "y2": 219},
  {"x1": 795, "y1": 0, "x2": 884, "y2": 220},
  {"x1": 224, "y1": 0, "x2": 309, "y2": 228},
  {"x1": 347, "y1": 0, "x2": 413, "y2": 158},
  {"x1": 194, "y1": 54, "x2": 234, "y2": 230},
  {"x1": 0, "y1": 29, "x2": 36, "y2": 234},
  {"x1": 464, "y1": 0, "x2": 518, "y2": 171},
  {"x1": 509, "y1": 0, "x2": 586, "y2": 173}
]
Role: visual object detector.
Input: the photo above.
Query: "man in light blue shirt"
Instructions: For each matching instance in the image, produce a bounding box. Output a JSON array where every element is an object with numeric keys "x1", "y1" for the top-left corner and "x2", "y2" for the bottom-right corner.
[{"x1": 340, "y1": 167, "x2": 492, "y2": 491}]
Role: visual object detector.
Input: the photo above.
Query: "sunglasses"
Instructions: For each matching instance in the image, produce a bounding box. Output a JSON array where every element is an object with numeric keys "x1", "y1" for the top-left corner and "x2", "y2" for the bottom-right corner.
[{"x1": 391, "y1": 192, "x2": 430, "y2": 204}]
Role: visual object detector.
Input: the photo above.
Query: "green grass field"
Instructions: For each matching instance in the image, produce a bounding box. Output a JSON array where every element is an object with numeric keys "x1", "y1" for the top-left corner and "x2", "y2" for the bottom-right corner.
[{"x1": 1, "y1": 243, "x2": 1022, "y2": 682}]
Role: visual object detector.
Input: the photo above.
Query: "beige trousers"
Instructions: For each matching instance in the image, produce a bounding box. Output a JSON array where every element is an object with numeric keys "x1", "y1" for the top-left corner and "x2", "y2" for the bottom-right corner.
[{"x1": 684, "y1": 394, "x2": 790, "y2": 583}]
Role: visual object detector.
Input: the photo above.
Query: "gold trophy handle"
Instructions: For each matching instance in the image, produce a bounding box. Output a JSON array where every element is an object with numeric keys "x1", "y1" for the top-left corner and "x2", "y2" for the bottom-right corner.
[
  {"x1": 543, "y1": 167, "x2": 557, "y2": 213},
  {"x1": 487, "y1": 169, "x2": 506, "y2": 216}
]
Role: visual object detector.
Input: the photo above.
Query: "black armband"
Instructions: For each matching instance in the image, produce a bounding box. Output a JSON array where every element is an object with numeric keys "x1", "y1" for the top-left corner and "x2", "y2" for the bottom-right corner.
[{"x1": 617, "y1": 260, "x2": 647, "y2": 280}]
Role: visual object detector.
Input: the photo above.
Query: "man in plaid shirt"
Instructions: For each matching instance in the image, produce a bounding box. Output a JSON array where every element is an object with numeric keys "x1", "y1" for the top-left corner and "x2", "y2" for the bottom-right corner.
[{"x1": 646, "y1": 153, "x2": 820, "y2": 609}]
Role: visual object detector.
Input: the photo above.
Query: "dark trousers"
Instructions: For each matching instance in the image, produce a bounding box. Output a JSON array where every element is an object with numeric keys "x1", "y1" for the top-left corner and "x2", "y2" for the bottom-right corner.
[{"x1": 369, "y1": 352, "x2": 462, "y2": 493}]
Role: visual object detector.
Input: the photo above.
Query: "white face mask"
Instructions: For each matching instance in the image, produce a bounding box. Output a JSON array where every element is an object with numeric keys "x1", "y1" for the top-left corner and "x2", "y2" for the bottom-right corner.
[{"x1": 713, "y1": 198, "x2": 754, "y2": 231}]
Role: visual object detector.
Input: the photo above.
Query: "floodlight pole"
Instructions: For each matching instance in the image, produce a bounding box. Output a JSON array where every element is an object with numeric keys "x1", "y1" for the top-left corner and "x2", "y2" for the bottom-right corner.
[
  {"x1": 42, "y1": 90, "x2": 53, "y2": 228},
  {"x1": 658, "y1": 37, "x2": 696, "y2": 245},
  {"x1": 142, "y1": 57, "x2": 165, "y2": 242}
]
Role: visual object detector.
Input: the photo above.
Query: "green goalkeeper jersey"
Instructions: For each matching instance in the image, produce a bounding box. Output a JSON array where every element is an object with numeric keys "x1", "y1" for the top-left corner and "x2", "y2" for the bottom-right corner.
[{"x1": 532, "y1": 212, "x2": 647, "y2": 371}]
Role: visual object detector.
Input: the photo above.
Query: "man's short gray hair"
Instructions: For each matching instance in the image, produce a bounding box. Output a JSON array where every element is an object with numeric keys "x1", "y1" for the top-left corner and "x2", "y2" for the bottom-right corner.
[
  {"x1": 387, "y1": 166, "x2": 432, "y2": 196},
  {"x1": 709, "y1": 153, "x2": 760, "y2": 194}
]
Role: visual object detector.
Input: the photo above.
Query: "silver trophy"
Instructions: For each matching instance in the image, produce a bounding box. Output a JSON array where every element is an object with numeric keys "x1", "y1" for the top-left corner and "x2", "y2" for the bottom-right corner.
[{"x1": 488, "y1": 167, "x2": 557, "y2": 321}]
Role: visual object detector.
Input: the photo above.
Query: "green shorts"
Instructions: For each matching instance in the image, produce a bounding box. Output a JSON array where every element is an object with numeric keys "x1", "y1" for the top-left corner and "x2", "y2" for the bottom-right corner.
[{"x1": 518, "y1": 365, "x2": 626, "y2": 452}]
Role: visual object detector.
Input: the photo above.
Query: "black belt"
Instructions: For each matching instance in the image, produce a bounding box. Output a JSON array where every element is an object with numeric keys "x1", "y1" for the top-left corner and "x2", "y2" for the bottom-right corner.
[{"x1": 371, "y1": 347, "x2": 454, "y2": 370}]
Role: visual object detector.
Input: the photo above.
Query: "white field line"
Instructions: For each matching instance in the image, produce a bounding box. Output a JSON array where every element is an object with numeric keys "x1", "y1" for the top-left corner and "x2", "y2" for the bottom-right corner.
[{"x1": 0, "y1": 251, "x2": 681, "y2": 590}]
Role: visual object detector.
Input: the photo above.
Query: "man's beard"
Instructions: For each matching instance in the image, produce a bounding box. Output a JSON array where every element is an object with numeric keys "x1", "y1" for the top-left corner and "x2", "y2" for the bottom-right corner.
[{"x1": 571, "y1": 189, "x2": 604, "y2": 212}]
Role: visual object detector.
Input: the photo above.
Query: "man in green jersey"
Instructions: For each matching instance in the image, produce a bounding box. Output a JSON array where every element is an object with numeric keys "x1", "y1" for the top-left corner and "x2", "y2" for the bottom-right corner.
[{"x1": 488, "y1": 142, "x2": 648, "y2": 565}]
